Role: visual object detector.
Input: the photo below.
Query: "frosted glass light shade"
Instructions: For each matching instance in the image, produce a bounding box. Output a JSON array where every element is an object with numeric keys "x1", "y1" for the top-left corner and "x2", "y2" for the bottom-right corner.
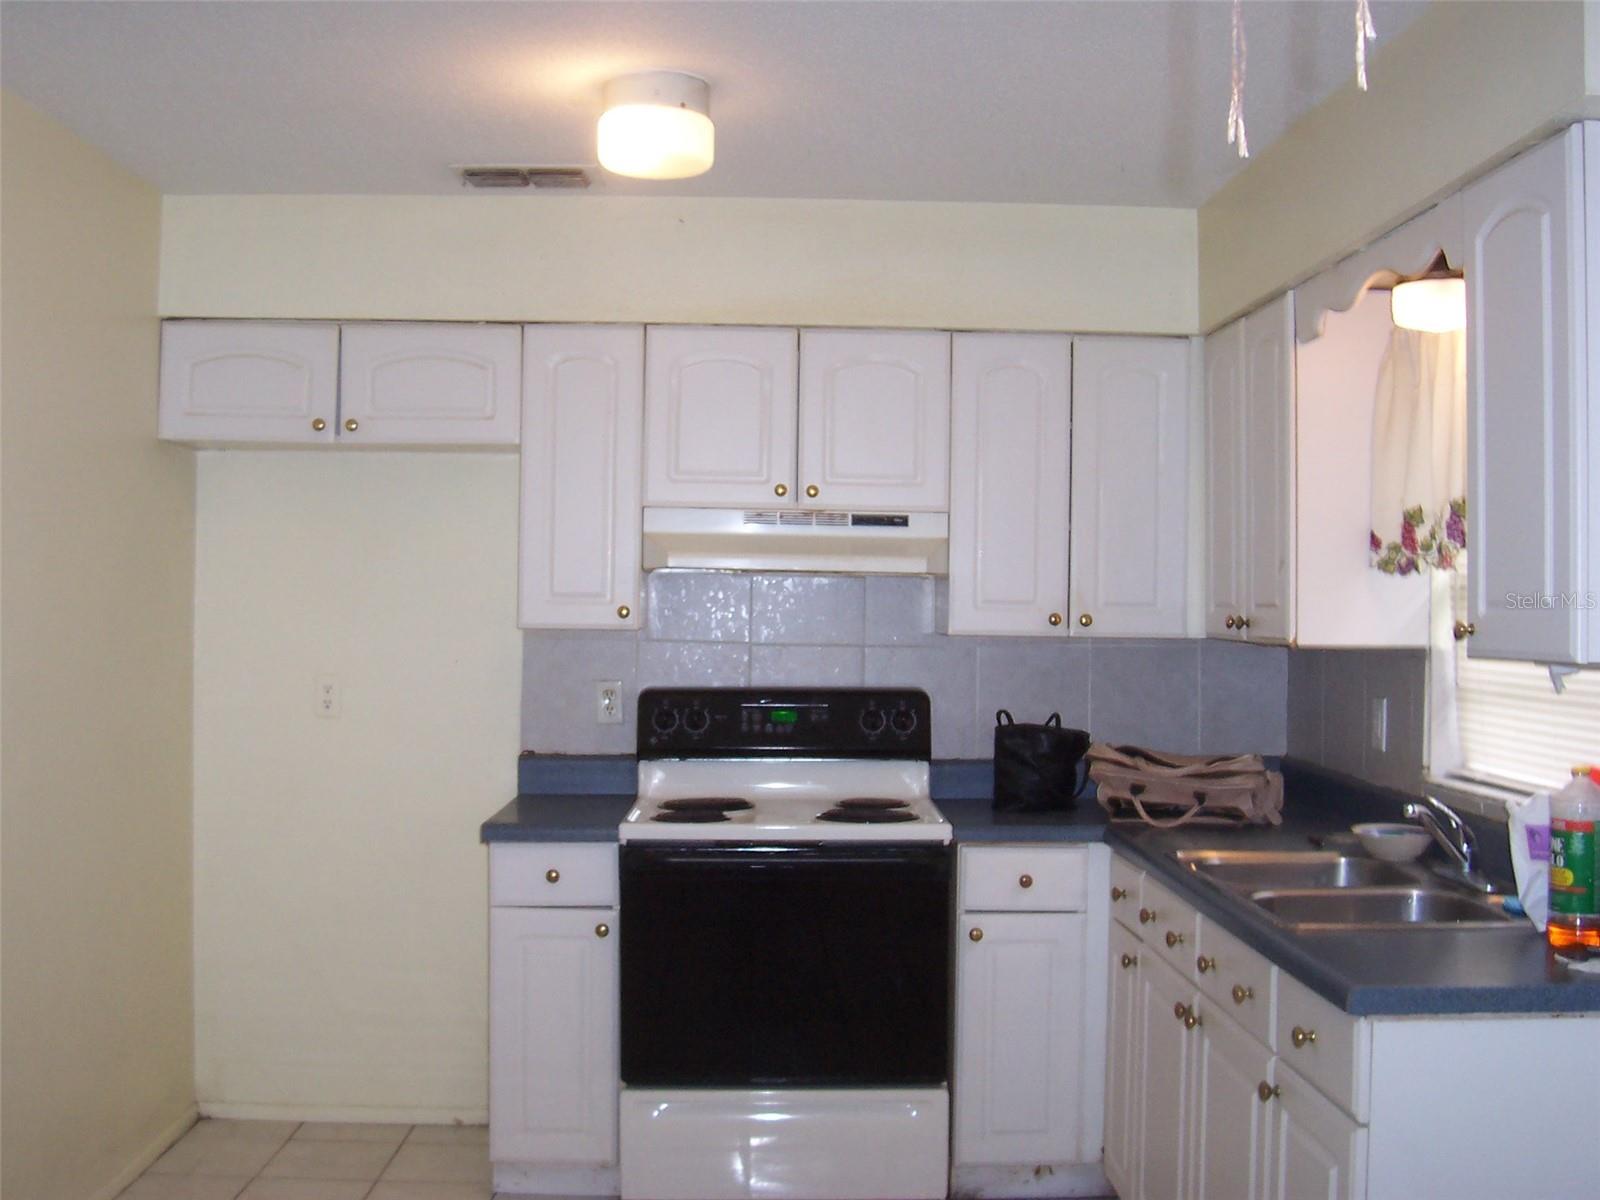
[
  {"x1": 599, "y1": 71, "x2": 714, "y2": 180},
  {"x1": 1391, "y1": 277, "x2": 1465, "y2": 333}
]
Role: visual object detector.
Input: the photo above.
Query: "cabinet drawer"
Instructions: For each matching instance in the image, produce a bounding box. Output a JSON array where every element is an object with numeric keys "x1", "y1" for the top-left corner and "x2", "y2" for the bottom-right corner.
[
  {"x1": 1194, "y1": 917, "x2": 1277, "y2": 1047},
  {"x1": 1110, "y1": 854, "x2": 1144, "y2": 927},
  {"x1": 490, "y1": 843, "x2": 618, "y2": 907},
  {"x1": 1140, "y1": 875, "x2": 1200, "y2": 973},
  {"x1": 1275, "y1": 970, "x2": 1370, "y2": 1122},
  {"x1": 959, "y1": 845, "x2": 1088, "y2": 912}
]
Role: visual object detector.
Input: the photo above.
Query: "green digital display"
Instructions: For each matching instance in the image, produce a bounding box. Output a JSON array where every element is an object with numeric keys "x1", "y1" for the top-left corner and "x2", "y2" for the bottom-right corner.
[{"x1": 770, "y1": 708, "x2": 800, "y2": 725}]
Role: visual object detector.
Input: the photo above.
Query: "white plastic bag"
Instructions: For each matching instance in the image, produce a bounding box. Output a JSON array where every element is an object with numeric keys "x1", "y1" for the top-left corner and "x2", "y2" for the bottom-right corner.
[{"x1": 1507, "y1": 790, "x2": 1551, "y2": 931}]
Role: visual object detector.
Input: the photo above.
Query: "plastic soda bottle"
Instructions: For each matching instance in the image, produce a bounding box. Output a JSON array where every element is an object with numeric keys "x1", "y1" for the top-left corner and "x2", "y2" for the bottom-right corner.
[{"x1": 1548, "y1": 765, "x2": 1600, "y2": 954}]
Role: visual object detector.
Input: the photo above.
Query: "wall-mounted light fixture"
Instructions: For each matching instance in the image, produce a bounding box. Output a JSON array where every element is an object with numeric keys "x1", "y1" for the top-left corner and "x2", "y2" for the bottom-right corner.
[
  {"x1": 1391, "y1": 252, "x2": 1465, "y2": 333},
  {"x1": 598, "y1": 70, "x2": 714, "y2": 180}
]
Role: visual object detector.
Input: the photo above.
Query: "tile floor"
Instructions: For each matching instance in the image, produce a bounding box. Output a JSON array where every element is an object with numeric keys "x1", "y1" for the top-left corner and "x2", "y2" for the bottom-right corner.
[{"x1": 120, "y1": 1119, "x2": 495, "y2": 1200}]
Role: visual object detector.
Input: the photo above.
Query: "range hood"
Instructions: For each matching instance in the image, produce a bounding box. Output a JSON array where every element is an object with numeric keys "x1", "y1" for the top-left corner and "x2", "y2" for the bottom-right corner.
[{"x1": 642, "y1": 507, "x2": 949, "y2": 575}]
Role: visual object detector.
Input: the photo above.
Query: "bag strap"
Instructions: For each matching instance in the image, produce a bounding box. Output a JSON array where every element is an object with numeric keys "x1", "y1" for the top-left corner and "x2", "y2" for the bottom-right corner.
[
  {"x1": 995, "y1": 710, "x2": 1014, "y2": 725},
  {"x1": 1127, "y1": 789, "x2": 1211, "y2": 830},
  {"x1": 1045, "y1": 713, "x2": 1061, "y2": 727}
]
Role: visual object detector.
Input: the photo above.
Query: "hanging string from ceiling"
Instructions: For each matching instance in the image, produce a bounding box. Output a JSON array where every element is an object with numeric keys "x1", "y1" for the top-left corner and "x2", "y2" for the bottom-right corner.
[{"x1": 1228, "y1": 0, "x2": 1379, "y2": 160}]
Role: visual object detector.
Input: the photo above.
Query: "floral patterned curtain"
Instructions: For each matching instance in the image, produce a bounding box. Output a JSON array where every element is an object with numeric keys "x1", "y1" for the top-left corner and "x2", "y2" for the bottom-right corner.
[{"x1": 1370, "y1": 326, "x2": 1466, "y2": 574}]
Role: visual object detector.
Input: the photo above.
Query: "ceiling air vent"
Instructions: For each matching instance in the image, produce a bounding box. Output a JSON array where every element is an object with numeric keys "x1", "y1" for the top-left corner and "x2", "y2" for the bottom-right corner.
[{"x1": 459, "y1": 166, "x2": 591, "y2": 190}]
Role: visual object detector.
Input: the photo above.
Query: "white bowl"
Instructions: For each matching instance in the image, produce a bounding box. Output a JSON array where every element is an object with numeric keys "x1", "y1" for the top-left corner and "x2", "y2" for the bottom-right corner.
[{"x1": 1351, "y1": 822, "x2": 1433, "y2": 862}]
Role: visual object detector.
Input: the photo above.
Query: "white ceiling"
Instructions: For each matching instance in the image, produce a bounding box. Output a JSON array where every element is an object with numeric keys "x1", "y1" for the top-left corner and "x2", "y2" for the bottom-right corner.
[{"x1": 0, "y1": 0, "x2": 1430, "y2": 207}]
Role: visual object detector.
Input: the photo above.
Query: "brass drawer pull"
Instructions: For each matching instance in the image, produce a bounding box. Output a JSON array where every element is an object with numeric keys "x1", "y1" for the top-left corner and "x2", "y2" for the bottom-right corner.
[
  {"x1": 968, "y1": 927, "x2": 983, "y2": 942},
  {"x1": 1165, "y1": 930, "x2": 1185, "y2": 948},
  {"x1": 1291, "y1": 1025, "x2": 1317, "y2": 1048},
  {"x1": 1232, "y1": 984, "x2": 1254, "y2": 1005},
  {"x1": 1257, "y1": 1081, "x2": 1280, "y2": 1103},
  {"x1": 1120, "y1": 953, "x2": 1137, "y2": 969},
  {"x1": 774, "y1": 483, "x2": 789, "y2": 497},
  {"x1": 1018, "y1": 873, "x2": 1033, "y2": 889},
  {"x1": 1453, "y1": 620, "x2": 1476, "y2": 641},
  {"x1": 545, "y1": 868, "x2": 560, "y2": 884},
  {"x1": 1078, "y1": 613, "x2": 1093, "y2": 627},
  {"x1": 1196, "y1": 955, "x2": 1216, "y2": 974},
  {"x1": 805, "y1": 484, "x2": 820, "y2": 498},
  {"x1": 1138, "y1": 907, "x2": 1156, "y2": 925},
  {"x1": 344, "y1": 418, "x2": 359, "y2": 432},
  {"x1": 1173, "y1": 1001, "x2": 1188, "y2": 1021},
  {"x1": 311, "y1": 418, "x2": 327, "y2": 432},
  {"x1": 1184, "y1": 1009, "x2": 1201, "y2": 1030},
  {"x1": 594, "y1": 923, "x2": 610, "y2": 938},
  {"x1": 1048, "y1": 612, "x2": 1063, "y2": 626},
  {"x1": 617, "y1": 605, "x2": 631, "y2": 620},
  {"x1": 1110, "y1": 886, "x2": 1127, "y2": 901}
]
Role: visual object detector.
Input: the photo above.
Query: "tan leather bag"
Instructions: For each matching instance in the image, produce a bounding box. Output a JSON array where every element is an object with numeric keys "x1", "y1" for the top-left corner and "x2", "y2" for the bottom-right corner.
[{"x1": 1086, "y1": 743, "x2": 1284, "y2": 828}]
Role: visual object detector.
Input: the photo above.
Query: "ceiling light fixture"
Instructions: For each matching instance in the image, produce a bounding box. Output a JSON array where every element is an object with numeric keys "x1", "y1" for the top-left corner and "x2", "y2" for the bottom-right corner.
[
  {"x1": 1391, "y1": 252, "x2": 1466, "y2": 333},
  {"x1": 598, "y1": 70, "x2": 714, "y2": 180}
]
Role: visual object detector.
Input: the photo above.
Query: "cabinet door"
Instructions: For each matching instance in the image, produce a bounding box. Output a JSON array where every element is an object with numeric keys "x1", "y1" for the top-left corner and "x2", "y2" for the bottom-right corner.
[
  {"x1": 1464, "y1": 126, "x2": 1588, "y2": 663},
  {"x1": 1242, "y1": 294, "x2": 1296, "y2": 643},
  {"x1": 798, "y1": 329, "x2": 950, "y2": 511},
  {"x1": 1204, "y1": 320, "x2": 1247, "y2": 637},
  {"x1": 1103, "y1": 921, "x2": 1145, "y2": 1199},
  {"x1": 159, "y1": 320, "x2": 338, "y2": 443},
  {"x1": 643, "y1": 326, "x2": 798, "y2": 506},
  {"x1": 953, "y1": 911, "x2": 1086, "y2": 1166},
  {"x1": 1189, "y1": 1003, "x2": 1272, "y2": 1200},
  {"x1": 1071, "y1": 337, "x2": 1191, "y2": 637},
  {"x1": 947, "y1": 333, "x2": 1071, "y2": 635},
  {"x1": 1137, "y1": 952, "x2": 1197, "y2": 1200},
  {"x1": 520, "y1": 325, "x2": 644, "y2": 629},
  {"x1": 338, "y1": 323, "x2": 521, "y2": 445},
  {"x1": 1265, "y1": 1064, "x2": 1367, "y2": 1200},
  {"x1": 489, "y1": 906, "x2": 618, "y2": 1166}
]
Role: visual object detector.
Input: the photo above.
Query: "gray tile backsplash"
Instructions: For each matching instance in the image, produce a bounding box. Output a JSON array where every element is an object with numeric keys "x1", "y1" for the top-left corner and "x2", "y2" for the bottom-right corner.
[
  {"x1": 1285, "y1": 646, "x2": 1426, "y2": 793},
  {"x1": 523, "y1": 570, "x2": 1291, "y2": 759}
]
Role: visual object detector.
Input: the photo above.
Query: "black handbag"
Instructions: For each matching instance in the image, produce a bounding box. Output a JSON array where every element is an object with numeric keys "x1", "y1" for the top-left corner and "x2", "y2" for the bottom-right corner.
[{"x1": 992, "y1": 710, "x2": 1092, "y2": 812}]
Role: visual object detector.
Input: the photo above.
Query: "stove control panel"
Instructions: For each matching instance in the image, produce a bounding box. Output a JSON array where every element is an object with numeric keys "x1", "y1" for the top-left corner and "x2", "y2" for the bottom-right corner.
[{"x1": 638, "y1": 688, "x2": 932, "y2": 759}]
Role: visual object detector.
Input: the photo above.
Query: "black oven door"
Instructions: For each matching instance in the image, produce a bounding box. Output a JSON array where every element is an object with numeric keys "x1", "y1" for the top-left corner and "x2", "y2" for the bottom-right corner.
[{"x1": 619, "y1": 841, "x2": 951, "y2": 1088}]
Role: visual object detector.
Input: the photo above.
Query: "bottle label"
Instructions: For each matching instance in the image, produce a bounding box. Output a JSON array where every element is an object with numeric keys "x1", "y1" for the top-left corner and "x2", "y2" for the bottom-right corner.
[{"x1": 1550, "y1": 818, "x2": 1597, "y2": 917}]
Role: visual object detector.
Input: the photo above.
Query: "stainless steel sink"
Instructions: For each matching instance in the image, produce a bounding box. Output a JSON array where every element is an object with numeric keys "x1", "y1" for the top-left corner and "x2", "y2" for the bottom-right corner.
[
  {"x1": 1248, "y1": 887, "x2": 1517, "y2": 930},
  {"x1": 1173, "y1": 849, "x2": 1419, "y2": 892}
]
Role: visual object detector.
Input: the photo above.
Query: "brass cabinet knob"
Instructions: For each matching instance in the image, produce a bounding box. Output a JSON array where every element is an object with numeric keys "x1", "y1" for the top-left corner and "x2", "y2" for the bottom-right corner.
[
  {"x1": 1237, "y1": 615, "x2": 1251, "y2": 630},
  {"x1": 1291, "y1": 1025, "x2": 1317, "y2": 1048},
  {"x1": 1453, "y1": 621, "x2": 1476, "y2": 641},
  {"x1": 1138, "y1": 907, "x2": 1156, "y2": 925},
  {"x1": 1196, "y1": 955, "x2": 1216, "y2": 974},
  {"x1": 774, "y1": 483, "x2": 789, "y2": 497},
  {"x1": 1048, "y1": 612, "x2": 1063, "y2": 626},
  {"x1": 968, "y1": 927, "x2": 983, "y2": 942},
  {"x1": 1120, "y1": 953, "x2": 1137, "y2": 969},
  {"x1": 617, "y1": 605, "x2": 631, "y2": 620},
  {"x1": 1225, "y1": 615, "x2": 1237, "y2": 630},
  {"x1": 1232, "y1": 984, "x2": 1254, "y2": 1005},
  {"x1": 1110, "y1": 886, "x2": 1126, "y2": 901},
  {"x1": 1165, "y1": 930, "x2": 1185, "y2": 948},
  {"x1": 311, "y1": 418, "x2": 327, "y2": 432},
  {"x1": 1184, "y1": 1010, "x2": 1200, "y2": 1031},
  {"x1": 344, "y1": 418, "x2": 359, "y2": 432},
  {"x1": 1078, "y1": 613, "x2": 1093, "y2": 627},
  {"x1": 545, "y1": 868, "x2": 560, "y2": 884},
  {"x1": 595, "y1": 923, "x2": 609, "y2": 938},
  {"x1": 805, "y1": 484, "x2": 820, "y2": 498},
  {"x1": 1257, "y1": 1081, "x2": 1280, "y2": 1103},
  {"x1": 1018, "y1": 874, "x2": 1033, "y2": 889},
  {"x1": 1173, "y1": 1001, "x2": 1188, "y2": 1021}
]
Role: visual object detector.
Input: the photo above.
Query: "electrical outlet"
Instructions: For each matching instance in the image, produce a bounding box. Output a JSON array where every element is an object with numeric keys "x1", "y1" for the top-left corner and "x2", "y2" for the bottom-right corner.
[
  {"x1": 1369, "y1": 696, "x2": 1388, "y2": 753},
  {"x1": 316, "y1": 675, "x2": 341, "y2": 719},
  {"x1": 597, "y1": 680, "x2": 624, "y2": 725}
]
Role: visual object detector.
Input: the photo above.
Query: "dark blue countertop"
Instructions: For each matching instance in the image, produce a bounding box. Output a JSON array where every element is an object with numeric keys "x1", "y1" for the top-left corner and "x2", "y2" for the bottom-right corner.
[{"x1": 481, "y1": 755, "x2": 1600, "y2": 1016}]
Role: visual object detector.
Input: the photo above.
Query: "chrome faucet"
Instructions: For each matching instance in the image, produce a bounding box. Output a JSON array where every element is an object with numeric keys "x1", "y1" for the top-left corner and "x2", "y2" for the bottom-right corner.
[{"x1": 1402, "y1": 794, "x2": 1495, "y2": 893}]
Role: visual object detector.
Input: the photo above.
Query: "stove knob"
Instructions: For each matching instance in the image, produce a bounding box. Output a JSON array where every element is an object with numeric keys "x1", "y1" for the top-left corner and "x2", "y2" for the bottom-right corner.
[
  {"x1": 651, "y1": 707, "x2": 679, "y2": 735},
  {"x1": 682, "y1": 706, "x2": 710, "y2": 735},
  {"x1": 890, "y1": 708, "x2": 918, "y2": 735},
  {"x1": 859, "y1": 707, "x2": 887, "y2": 736}
]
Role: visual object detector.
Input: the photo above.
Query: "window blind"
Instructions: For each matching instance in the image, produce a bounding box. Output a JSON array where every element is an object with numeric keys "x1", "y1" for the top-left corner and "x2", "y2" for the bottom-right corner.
[{"x1": 1449, "y1": 572, "x2": 1600, "y2": 791}]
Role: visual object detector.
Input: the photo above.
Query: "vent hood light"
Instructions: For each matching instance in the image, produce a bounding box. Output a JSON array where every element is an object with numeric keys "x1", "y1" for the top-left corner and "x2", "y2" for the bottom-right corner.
[
  {"x1": 598, "y1": 70, "x2": 714, "y2": 180},
  {"x1": 1391, "y1": 253, "x2": 1465, "y2": 333}
]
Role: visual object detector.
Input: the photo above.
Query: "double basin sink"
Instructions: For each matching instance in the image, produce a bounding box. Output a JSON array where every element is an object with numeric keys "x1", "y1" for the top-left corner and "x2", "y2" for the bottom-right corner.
[{"x1": 1173, "y1": 849, "x2": 1518, "y2": 931}]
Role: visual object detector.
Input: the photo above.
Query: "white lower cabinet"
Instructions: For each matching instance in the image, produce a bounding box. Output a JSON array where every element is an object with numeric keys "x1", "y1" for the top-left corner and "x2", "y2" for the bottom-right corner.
[
  {"x1": 952, "y1": 844, "x2": 1111, "y2": 1196},
  {"x1": 1105, "y1": 853, "x2": 1597, "y2": 1200},
  {"x1": 488, "y1": 845, "x2": 619, "y2": 1196}
]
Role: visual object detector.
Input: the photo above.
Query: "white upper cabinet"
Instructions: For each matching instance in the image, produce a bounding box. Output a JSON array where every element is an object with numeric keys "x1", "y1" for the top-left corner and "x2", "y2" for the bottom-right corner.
[
  {"x1": 1070, "y1": 337, "x2": 1192, "y2": 637},
  {"x1": 797, "y1": 329, "x2": 950, "y2": 511},
  {"x1": 338, "y1": 323, "x2": 521, "y2": 445},
  {"x1": 159, "y1": 320, "x2": 338, "y2": 444},
  {"x1": 947, "y1": 333, "x2": 1072, "y2": 636},
  {"x1": 1463, "y1": 125, "x2": 1593, "y2": 663},
  {"x1": 1205, "y1": 294, "x2": 1296, "y2": 643},
  {"x1": 519, "y1": 325, "x2": 644, "y2": 630},
  {"x1": 642, "y1": 326, "x2": 798, "y2": 506}
]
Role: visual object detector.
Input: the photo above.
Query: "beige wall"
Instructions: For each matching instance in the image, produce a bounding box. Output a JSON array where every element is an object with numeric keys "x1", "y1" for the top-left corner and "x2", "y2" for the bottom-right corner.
[
  {"x1": 0, "y1": 92, "x2": 196, "y2": 1199},
  {"x1": 159, "y1": 194, "x2": 1198, "y2": 334},
  {"x1": 192, "y1": 451, "x2": 520, "y2": 1120},
  {"x1": 1198, "y1": 0, "x2": 1590, "y2": 330}
]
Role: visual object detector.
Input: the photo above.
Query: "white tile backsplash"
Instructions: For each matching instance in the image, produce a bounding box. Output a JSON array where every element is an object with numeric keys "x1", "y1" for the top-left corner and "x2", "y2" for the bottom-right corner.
[{"x1": 522, "y1": 570, "x2": 1289, "y2": 759}]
